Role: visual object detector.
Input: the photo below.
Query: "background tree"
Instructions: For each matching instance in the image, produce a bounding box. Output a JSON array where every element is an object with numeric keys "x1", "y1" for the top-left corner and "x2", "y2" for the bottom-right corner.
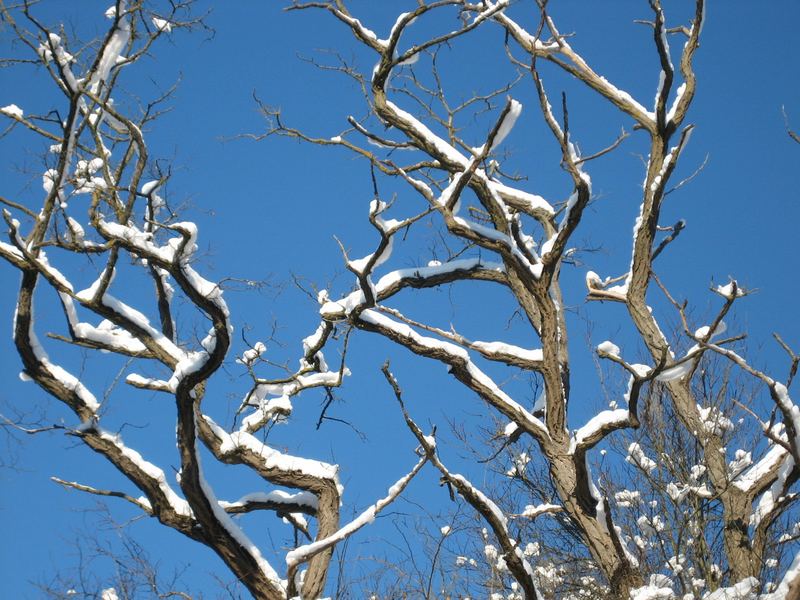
[{"x1": 1, "y1": 2, "x2": 798, "y2": 600}]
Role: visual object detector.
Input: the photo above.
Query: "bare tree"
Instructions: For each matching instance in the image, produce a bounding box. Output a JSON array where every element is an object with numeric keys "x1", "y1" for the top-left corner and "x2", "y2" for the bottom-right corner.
[
  {"x1": 266, "y1": 1, "x2": 800, "y2": 599},
  {"x1": 2, "y1": 2, "x2": 798, "y2": 600},
  {"x1": 0, "y1": 2, "x2": 428, "y2": 599}
]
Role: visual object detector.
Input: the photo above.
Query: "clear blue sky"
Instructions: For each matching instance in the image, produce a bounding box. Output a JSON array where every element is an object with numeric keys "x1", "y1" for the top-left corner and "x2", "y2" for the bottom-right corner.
[{"x1": 0, "y1": 1, "x2": 798, "y2": 596}]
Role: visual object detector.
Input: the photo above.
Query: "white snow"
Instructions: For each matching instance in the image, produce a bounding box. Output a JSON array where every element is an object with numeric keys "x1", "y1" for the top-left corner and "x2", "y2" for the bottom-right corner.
[
  {"x1": 697, "y1": 405, "x2": 733, "y2": 436},
  {"x1": 377, "y1": 258, "x2": 504, "y2": 296},
  {"x1": 453, "y1": 473, "x2": 508, "y2": 529},
  {"x1": 655, "y1": 360, "x2": 694, "y2": 383},
  {"x1": 384, "y1": 99, "x2": 467, "y2": 165},
  {"x1": 35, "y1": 250, "x2": 72, "y2": 291},
  {"x1": 72, "y1": 317, "x2": 148, "y2": 354},
  {"x1": 703, "y1": 577, "x2": 758, "y2": 599},
  {"x1": 715, "y1": 280, "x2": 745, "y2": 299},
  {"x1": 666, "y1": 82, "x2": 687, "y2": 123},
  {"x1": 74, "y1": 274, "x2": 184, "y2": 361},
  {"x1": 597, "y1": 340, "x2": 620, "y2": 358},
  {"x1": 762, "y1": 552, "x2": 800, "y2": 600},
  {"x1": 586, "y1": 271, "x2": 607, "y2": 290},
  {"x1": 141, "y1": 180, "x2": 161, "y2": 195},
  {"x1": 73, "y1": 176, "x2": 108, "y2": 195},
  {"x1": 194, "y1": 442, "x2": 286, "y2": 591},
  {"x1": 773, "y1": 381, "x2": 800, "y2": 452},
  {"x1": 1, "y1": 104, "x2": 23, "y2": 119},
  {"x1": 46, "y1": 33, "x2": 79, "y2": 89},
  {"x1": 100, "y1": 589, "x2": 119, "y2": 600},
  {"x1": 182, "y1": 263, "x2": 228, "y2": 315},
  {"x1": 626, "y1": 442, "x2": 657, "y2": 474},
  {"x1": 466, "y1": 0, "x2": 510, "y2": 27},
  {"x1": 654, "y1": 70, "x2": 667, "y2": 113},
  {"x1": 219, "y1": 490, "x2": 318, "y2": 512},
  {"x1": 490, "y1": 98, "x2": 522, "y2": 151},
  {"x1": 242, "y1": 354, "x2": 345, "y2": 421},
  {"x1": 152, "y1": 17, "x2": 172, "y2": 32},
  {"x1": 470, "y1": 340, "x2": 543, "y2": 363},
  {"x1": 728, "y1": 449, "x2": 752, "y2": 478},
  {"x1": 241, "y1": 397, "x2": 293, "y2": 432},
  {"x1": 125, "y1": 373, "x2": 170, "y2": 390},
  {"x1": 494, "y1": 12, "x2": 559, "y2": 54},
  {"x1": 666, "y1": 482, "x2": 689, "y2": 504},
  {"x1": 751, "y1": 454, "x2": 794, "y2": 529},
  {"x1": 521, "y1": 503, "x2": 561, "y2": 519},
  {"x1": 75, "y1": 157, "x2": 105, "y2": 175},
  {"x1": 397, "y1": 51, "x2": 419, "y2": 66},
  {"x1": 66, "y1": 217, "x2": 85, "y2": 243},
  {"x1": 168, "y1": 342, "x2": 213, "y2": 392},
  {"x1": 385, "y1": 11, "x2": 413, "y2": 44},
  {"x1": 238, "y1": 341, "x2": 266, "y2": 366},
  {"x1": 653, "y1": 321, "x2": 725, "y2": 383},
  {"x1": 695, "y1": 321, "x2": 726, "y2": 340},
  {"x1": 88, "y1": 1, "x2": 130, "y2": 94},
  {"x1": 487, "y1": 181, "x2": 553, "y2": 216},
  {"x1": 338, "y1": 13, "x2": 383, "y2": 48},
  {"x1": 286, "y1": 456, "x2": 424, "y2": 568},
  {"x1": 360, "y1": 308, "x2": 467, "y2": 360},
  {"x1": 615, "y1": 490, "x2": 641, "y2": 508},
  {"x1": 97, "y1": 220, "x2": 177, "y2": 264},
  {"x1": 42, "y1": 169, "x2": 59, "y2": 194},
  {"x1": 0, "y1": 241, "x2": 23, "y2": 265},
  {"x1": 450, "y1": 214, "x2": 543, "y2": 279},
  {"x1": 597, "y1": 76, "x2": 656, "y2": 123},
  {"x1": 348, "y1": 253, "x2": 375, "y2": 275},
  {"x1": 97, "y1": 427, "x2": 192, "y2": 516},
  {"x1": 21, "y1": 297, "x2": 101, "y2": 413},
  {"x1": 375, "y1": 71, "x2": 553, "y2": 220},
  {"x1": 205, "y1": 416, "x2": 339, "y2": 483},
  {"x1": 573, "y1": 409, "x2": 629, "y2": 448},
  {"x1": 630, "y1": 364, "x2": 652, "y2": 379}
]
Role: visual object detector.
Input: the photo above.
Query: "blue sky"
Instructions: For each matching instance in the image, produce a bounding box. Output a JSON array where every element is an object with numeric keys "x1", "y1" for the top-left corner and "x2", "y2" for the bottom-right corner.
[{"x1": 0, "y1": 1, "x2": 798, "y2": 597}]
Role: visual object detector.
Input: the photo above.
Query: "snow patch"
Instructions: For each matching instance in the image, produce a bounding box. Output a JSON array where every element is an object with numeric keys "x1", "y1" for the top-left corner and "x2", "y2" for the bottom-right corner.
[
  {"x1": 1, "y1": 104, "x2": 23, "y2": 119},
  {"x1": 490, "y1": 98, "x2": 522, "y2": 151}
]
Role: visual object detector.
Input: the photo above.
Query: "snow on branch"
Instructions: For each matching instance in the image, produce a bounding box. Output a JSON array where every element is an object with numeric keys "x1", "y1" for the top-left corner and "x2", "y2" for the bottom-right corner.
[
  {"x1": 219, "y1": 490, "x2": 319, "y2": 517},
  {"x1": 762, "y1": 551, "x2": 800, "y2": 600},
  {"x1": 320, "y1": 257, "x2": 507, "y2": 321},
  {"x1": 384, "y1": 363, "x2": 541, "y2": 600},
  {"x1": 0, "y1": 4, "x2": 346, "y2": 597},
  {"x1": 495, "y1": 9, "x2": 657, "y2": 131},
  {"x1": 51, "y1": 476, "x2": 154, "y2": 514},
  {"x1": 359, "y1": 308, "x2": 549, "y2": 441},
  {"x1": 520, "y1": 503, "x2": 563, "y2": 520},
  {"x1": 66, "y1": 423, "x2": 196, "y2": 529},
  {"x1": 201, "y1": 415, "x2": 340, "y2": 485},
  {"x1": 6, "y1": 1, "x2": 796, "y2": 598},
  {"x1": 239, "y1": 321, "x2": 349, "y2": 434},
  {"x1": 285, "y1": 453, "x2": 426, "y2": 570}
]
